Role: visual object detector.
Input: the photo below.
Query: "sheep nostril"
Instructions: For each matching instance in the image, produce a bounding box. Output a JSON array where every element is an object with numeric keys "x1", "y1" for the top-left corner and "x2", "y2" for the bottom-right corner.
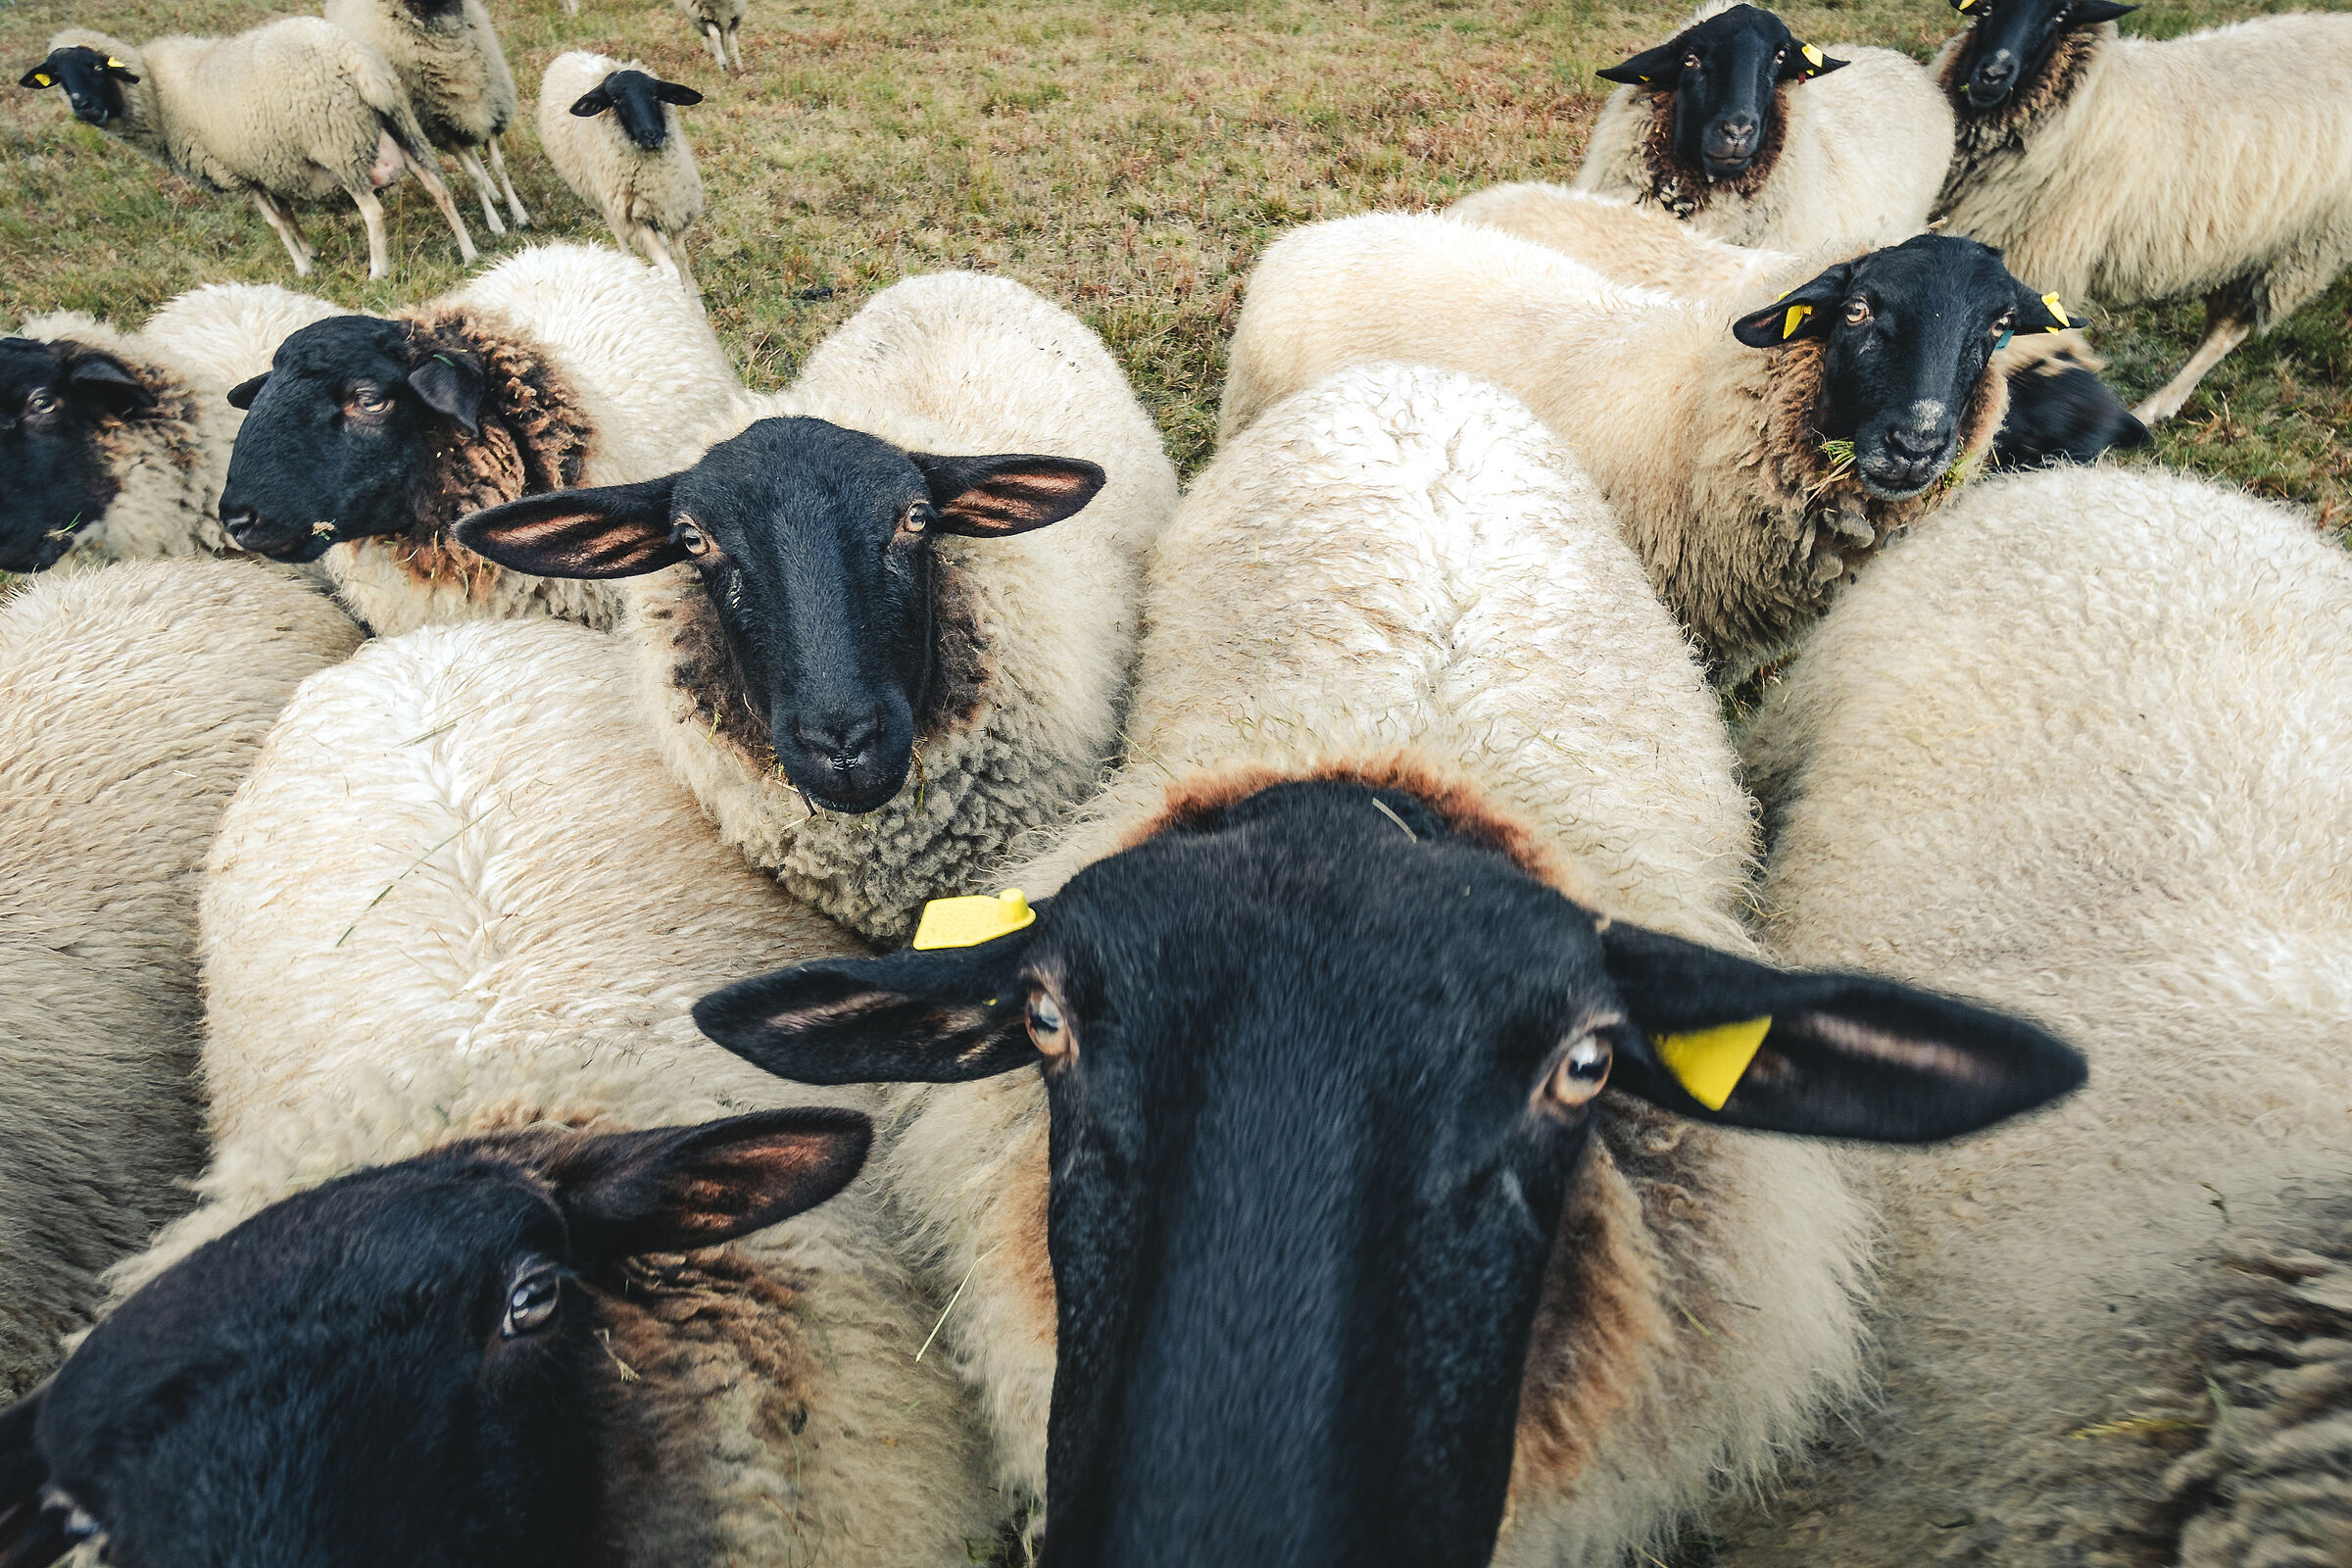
[{"x1": 222, "y1": 509, "x2": 260, "y2": 537}]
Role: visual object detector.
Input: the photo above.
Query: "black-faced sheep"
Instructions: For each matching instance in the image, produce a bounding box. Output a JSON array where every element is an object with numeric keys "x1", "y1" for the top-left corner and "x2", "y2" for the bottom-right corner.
[
  {"x1": 1717, "y1": 464, "x2": 2352, "y2": 1566},
  {"x1": 1571, "y1": 1, "x2": 1952, "y2": 255},
  {"x1": 537, "y1": 53, "x2": 708, "y2": 309},
  {"x1": 691, "y1": 362, "x2": 2086, "y2": 1568},
  {"x1": 0, "y1": 559, "x2": 362, "y2": 1399},
  {"x1": 322, "y1": 0, "x2": 532, "y2": 236},
  {"x1": 19, "y1": 21, "x2": 478, "y2": 279},
  {"x1": 217, "y1": 242, "x2": 743, "y2": 635},
  {"x1": 1932, "y1": 1, "x2": 2352, "y2": 422},
  {"x1": 1220, "y1": 214, "x2": 2079, "y2": 680}
]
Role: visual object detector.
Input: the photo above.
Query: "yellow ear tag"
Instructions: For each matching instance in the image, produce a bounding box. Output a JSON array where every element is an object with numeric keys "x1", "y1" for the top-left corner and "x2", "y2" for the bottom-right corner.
[
  {"x1": 1957, "y1": 0, "x2": 1977, "y2": 11},
  {"x1": 30, "y1": 72, "x2": 51, "y2": 86},
  {"x1": 910, "y1": 888, "x2": 1035, "y2": 951},
  {"x1": 1653, "y1": 1015, "x2": 1772, "y2": 1111},
  {"x1": 105, "y1": 57, "x2": 125, "y2": 68},
  {"x1": 1782, "y1": 303, "x2": 1813, "y2": 340},
  {"x1": 2041, "y1": 291, "x2": 2070, "y2": 327},
  {"x1": 1801, "y1": 43, "x2": 1825, "y2": 68}
]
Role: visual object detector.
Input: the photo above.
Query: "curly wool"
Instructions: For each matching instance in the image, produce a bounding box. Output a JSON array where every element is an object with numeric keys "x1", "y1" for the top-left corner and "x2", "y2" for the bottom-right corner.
[
  {"x1": 622, "y1": 271, "x2": 1178, "y2": 943},
  {"x1": 870, "y1": 364, "x2": 1871, "y2": 1561},
  {"x1": 1719, "y1": 465, "x2": 2352, "y2": 1567},
  {"x1": 1219, "y1": 213, "x2": 2006, "y2": 678},
  {"x1": 0, "y1": 560, "x2": 361, "y2": 1398},
  {"x1": 1448, "y1": 183, "x2": 1796, "y2": 298},
  {"x1": 1931, "y1": 16, "x2": 2352, "y2": 327}
]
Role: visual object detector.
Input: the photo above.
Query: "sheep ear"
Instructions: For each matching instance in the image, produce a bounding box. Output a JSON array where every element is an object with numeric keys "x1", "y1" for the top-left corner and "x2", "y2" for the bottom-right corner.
[
  {"x1": 455, "y1": 475, "x2": 688, "y2": 578},
  {"x1": 67, "y1": 354, "x2": 156, "y2": 416},
  {"x1": 694, "y1": 921, "x2": 1045, "y2": 1087},
  {"x1": 20, "y1": 63, "x2": 58, "y2": 89},
  {"x1": 103, "y1": 62, "x2": 138, "y2": 83},
  {"x1": 911, "y1": 453, "x2": 1106, "y2": 538},
  {"x1": 2010, "y1": 280, "x2": 2077, "y2": 335},
  {"x1": 2068, "y1": 0, "x2": 2138, "y2": 24},
  {"x1": 1782, "y1": 41, "x2": 1848, "y2": 79},
  {"x1": 1732, "y1": 269, "x2": 1849, "y2": 348},
  {"x1": 550, "y1": 1109, "x2": 873, "y2": 1261},
  {"x1": 0, "y1": 1381, "x2": 61, "y2": 1568},
  {"x1": 1592, "y1": 921, "x2": 2086, "y2": 1142},
  {"x1": 1596, "y1": 40, "x2": 1680, "y2": 86},
  {"x1": 409, "y1": 351, "x2": 484, "y2": 434},
  {"x1": 226, "y1": 371, "x2": 269, "y2": 411},
  {"x1": 568, "y1": 87, "x2": 614, "y2": 117},
  {"x1": 655, "y1": 79, "x2": 704, "y2": 106}
]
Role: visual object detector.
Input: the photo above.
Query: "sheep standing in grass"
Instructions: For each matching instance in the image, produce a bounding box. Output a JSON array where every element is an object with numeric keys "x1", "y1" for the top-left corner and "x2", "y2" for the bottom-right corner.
[
  {"x1": 0, "y1": 559, "x2": 362, "y2": 1399},
  {"x1": 1446, "y1": 182, "x2": 2150, "y2": 470},
  {"x1": 539, "y1": 53, "x2": 708, "y2": 308},
  {"x1": 692, "y1": 362, "x2": 2084, "y2": 1563},
  {"x1": 3, "y1": 283, "x2": 345, "y2": 573},
  {"x1": 457, "y1": 270, "x2": 1179, "y2": 942},
  {"x1": 676, "y1": 0, "x2": 748, "y2": 72},
  {"x1": 19, "y1": 21, "x2": 477, "y2": 279},
  {"x1": 1719, "y1": 466, "x2": 2352, "y2": 1566},
  {"x1": 323, "y1": 0, "x2": 532, "y2": 236},
  {"x1": 217, "y1": 242, "x2": 743, "y2": 635},
  {"x1": 1933, "y1": 1, "x2": 2352, "y2": 423},
  {"x1": 1221, "y1": 214, "x2": 2076, "y2": 680},
  {"x1": 1570, "y1": 2, "x2": 1952, "y2": 255}
]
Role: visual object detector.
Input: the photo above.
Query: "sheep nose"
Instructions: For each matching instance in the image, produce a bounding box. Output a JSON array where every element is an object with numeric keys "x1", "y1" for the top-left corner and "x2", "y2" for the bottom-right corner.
[
  {"x1": 794, "y1": 713, "x2": 885, "y2": 770},
  {"x1": 221, "y1": 508, "x2": 262, "y2": 541},
  {"x1": 1883, "y1": 425, "x2": 1945, "y2": 463}
]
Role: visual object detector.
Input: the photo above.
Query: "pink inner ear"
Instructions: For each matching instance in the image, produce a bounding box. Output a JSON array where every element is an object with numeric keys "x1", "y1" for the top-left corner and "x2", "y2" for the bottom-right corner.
[
  {"x1": 1791, "y1": 1012, "x2": 2000, "y2": 1083},
  {"x1": 944, "y1": 474, "x2": 1091, "y2": 525}
]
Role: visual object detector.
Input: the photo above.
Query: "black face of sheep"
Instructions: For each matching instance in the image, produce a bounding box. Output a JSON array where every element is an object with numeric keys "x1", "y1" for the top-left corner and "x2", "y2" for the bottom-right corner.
[
  {"x1": 455, "y1": 416, "x2": 1105, "y2": 814},
  {"x1": 1733, "y1": 234, "x2": 2074, "y2": 499},
  {"x1": 1992, "y1": 357, "x2": 2152, "y2": 468},
  {"x1": 693, "y1": 775, "x2": 2089, "y2": 1568},
  {"x1": 18, "y1": 47, "x2": 138, "y2": 127},
  {"x1": 220, "y1": 317, "x2": 491, "y2": 564},
  {"x1": 0, "y1": 1108, "x2": 870, "y2": 1568},
  {"x1": 0, "y1": 336, "x2": 155, "y2": 573},
  {"x1": 570, "y1": 70, "x2": 703, "y2": 153},
  {"x1": 1947, "y1": 0, "x2": 2139, "y2": 111},
  {"x1": 1596, "y1": 4, "x2": 1844, "y2": 179}
]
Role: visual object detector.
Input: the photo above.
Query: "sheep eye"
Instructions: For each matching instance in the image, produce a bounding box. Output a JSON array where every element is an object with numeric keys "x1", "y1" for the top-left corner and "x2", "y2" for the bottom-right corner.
[
  {"x1": 24, "y1": 389, "x2": 60, "y2": 418},
  {"x1": 1544, "y1": 1034, "x2": 1613, "y2": 1110},
  {"x1": 899, "y1": 501, "x2": 931, "y2": 536},
  {"x1": 1025, "y1": 983, "x2": 1074, "y2": 1061},
  {"x1": 1842, "y1": 297, "x2": 1874, "y2": 326},
  {"x1": 1991, "y1": 310, "x2": 2016, "y2": 335},
  {"x1": 672, "y1": 517, "x2": 712, "y2": 557},
  {"x1": 1682, "y1": 51, "x2": 1701, "y2": 69},
  {"x1": 1774, "y1": 47, "x2": 1787, "y2": 61},
  {"x1": 502, "y1": 1269, "x2": 562, "y2": 1337},
  {"x1": 349, "y1": 385, "x2": 391, "y2": 416}
]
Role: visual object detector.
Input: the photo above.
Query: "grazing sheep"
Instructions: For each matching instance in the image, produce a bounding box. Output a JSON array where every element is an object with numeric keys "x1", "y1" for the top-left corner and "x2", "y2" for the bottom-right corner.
[
  {"x1": 538, "y1": 53, "x2": 707, "y2": 307},
  {"x1": 675, "y1": 0, "x2": 747, "y2": 72},
  {"x1": 1570, "y1": 2, "x2": 1953, "y2": 255},
  {"x1": 218, "y1": 242, "x2": 744, "y2": 636},
  {"x1": 1933, "y1": 2, "x2": 2352, "y2": 423},
  {"x1": 4, "y1": 283, "x2": 345, "y2": 573},
  {"x1": 323, "y1": 0, "x2": 531, "y2": 236},
  {"x1": 692, "y1": 363, "x2": 2086, "y2": 1565},
  {"x1": 1221, "y1": 214, "x2": 2076, "y2": 679},
  {"x1": 1719, "y1": 465, "x2": 2352, "y2": 1566},
  {"x1": 457, "y1": 270, "x2": 1179, "y2": 942},
  {"x1": 1446, "y1": 182, "x2": 2150, "y2": 470},
  {"x1": 19, "y1": 21, "x2": 477, "y2": 279},
  {"x1": 0, "y1": 559, "x2": 363, "y2": 1400},
  {"x1": 23, "y1": 612, "x2": 1004, "y2": 1564}
]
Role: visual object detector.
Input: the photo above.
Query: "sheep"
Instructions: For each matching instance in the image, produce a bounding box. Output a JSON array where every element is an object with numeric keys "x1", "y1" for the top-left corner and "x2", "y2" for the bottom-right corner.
[
  {"x1": 19, "y1": 21, "x2": 477, "y2": 280},
  {"x1": 1446, "y1": 182, "x2": 2151, "y2": 469},
  {"x1": 455, "y1": 270, "x2": 1180, "y2": 943},
  {"x1": 1569, "y1": 2, "x2": 1953, "y2": 256},
  {"x1": 322, "y1": 0, "x2": 532, "y2": 236},
  {"x1": 0, "y1": 558, "x2": 363, "y2": 1400},
  {"x1": 1220, "y1": 213, "x2": 2078, "y2": 680},
  {"x1": 1933, "y1": 3, "x2": 2352, "y2": 423},
  {"x1": 690, "y1": 362, "x2": 2086, "y2": 1564},
  {"x1": 218, "y1": 241, "x2": 745, "y2": 636},
  {"x1": 0, "y1": 611, "x2": 1008, "y2": 1563},
  {"x1": 4, "y1": 282, "x2": 346, "y2": 573},
  {"x1": 1716, "y1": 464, "x2": 2352, "y2": 1566},
  {"x1": 538, "y1": 53, "x2": 707, "y2": 308},
  {"x1": 675, "y1": 0, "x2": 748, "y2": 72}
]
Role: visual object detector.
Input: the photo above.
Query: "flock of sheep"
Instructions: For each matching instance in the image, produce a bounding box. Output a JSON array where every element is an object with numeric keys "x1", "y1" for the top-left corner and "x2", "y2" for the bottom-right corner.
[{"x1": 0, "y1": 0, "x2": 2348, "y2": 1565}]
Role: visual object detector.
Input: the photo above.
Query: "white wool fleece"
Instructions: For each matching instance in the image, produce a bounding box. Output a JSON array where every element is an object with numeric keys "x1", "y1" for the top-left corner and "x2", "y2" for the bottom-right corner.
[
  {"x1": 869, "y1": 363, "x2": 1871, "y2": 1564},
  {"x1": 1719, "y1": 465, "x2": 2352, "y2": 1566}
]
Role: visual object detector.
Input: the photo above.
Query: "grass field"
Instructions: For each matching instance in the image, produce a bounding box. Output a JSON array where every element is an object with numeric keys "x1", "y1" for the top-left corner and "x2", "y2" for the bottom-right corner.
[{"x1": 2, "y1": 0, "x2": 2345, "y2": 518}]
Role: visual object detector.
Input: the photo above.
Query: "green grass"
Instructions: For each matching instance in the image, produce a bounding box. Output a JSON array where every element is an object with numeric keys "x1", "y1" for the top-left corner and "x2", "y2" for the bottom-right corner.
[{"x1": 1, "y1": 0, "x2": 2344, "y2": 514}]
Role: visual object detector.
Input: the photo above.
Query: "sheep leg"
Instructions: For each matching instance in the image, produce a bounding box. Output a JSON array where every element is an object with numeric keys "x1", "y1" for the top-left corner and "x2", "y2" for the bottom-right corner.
[
  {"x1": 484, "y1": 136, "x2": 530, "y2": 229},
  {"x1": 2134, "y1": 295, "x2": 2254, "y2": 425},
  {"x1": 453, "y1": 146, "x2": 507, "y2": 238},
  {"x1": 703, "y1": 23, "x2": 730, "y2": 70},
  {"x1": 341, "y1": 181, "x2": 393, "y2": 280},
  {"x1": 727, "y1": 24, "x2": 747, "y2": 70},
  {"x1": 636, "y1": 225, "x2": 685, "y2": 288},
  {"x1": 394, "y1": 139, "x2": 480, "y2": 267},
  {"x1": 665, "y1": 233, "x2": 706, "y2": 317},
  {"x1": 251, "y1": 192, "x2": 316, "y2": 277}
]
